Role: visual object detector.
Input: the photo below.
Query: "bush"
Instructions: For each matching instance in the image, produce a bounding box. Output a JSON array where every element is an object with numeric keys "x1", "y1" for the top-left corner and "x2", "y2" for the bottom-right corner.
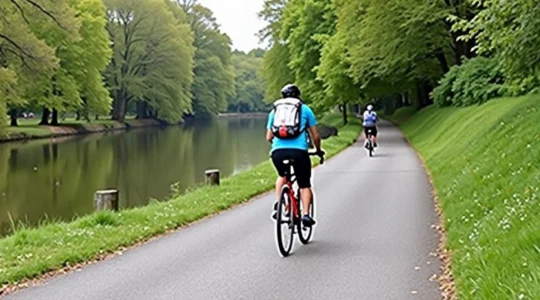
[
  {"x1": 432, "y1": 57, "x2": 505, "y2": 107},
  {"x1": 503, "y1": 75, "x2": 540, "y2": 97}
]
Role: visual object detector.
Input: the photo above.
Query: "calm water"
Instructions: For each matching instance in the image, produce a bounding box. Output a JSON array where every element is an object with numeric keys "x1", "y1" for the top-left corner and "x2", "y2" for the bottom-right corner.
[{"x1": 0, "y1": 118, "x2": 270, "y2": 236}]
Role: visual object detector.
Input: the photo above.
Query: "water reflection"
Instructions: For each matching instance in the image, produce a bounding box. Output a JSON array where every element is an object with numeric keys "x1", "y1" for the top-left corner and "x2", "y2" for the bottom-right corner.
[{"x1": 0, "y1": 118, "x2": 269, "y2": 236}]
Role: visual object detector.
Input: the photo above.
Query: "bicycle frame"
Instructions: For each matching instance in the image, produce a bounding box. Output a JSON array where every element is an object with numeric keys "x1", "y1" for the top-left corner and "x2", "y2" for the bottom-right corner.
[
  {"x1": 284, "y1": 165, "x2": 301, "y2": 221},
  {"x1": 280, "y1": 152, "x2": 323, "y2": 223}
]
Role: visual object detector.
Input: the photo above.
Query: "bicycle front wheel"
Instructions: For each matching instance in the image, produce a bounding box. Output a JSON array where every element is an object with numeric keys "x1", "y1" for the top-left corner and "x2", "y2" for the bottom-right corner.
[{"x1": 275, "y1": 186, "x2": 294, "y2": 257}]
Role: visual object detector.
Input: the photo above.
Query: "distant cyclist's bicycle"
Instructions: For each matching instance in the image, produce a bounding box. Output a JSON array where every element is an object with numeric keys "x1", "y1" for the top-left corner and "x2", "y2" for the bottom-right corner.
[
  {"x1": 275, "y1": 151, "x2": 324, "y2": 257},
  {"x1": 365, "y1": 128, "x2": 375, "y2": 157}
]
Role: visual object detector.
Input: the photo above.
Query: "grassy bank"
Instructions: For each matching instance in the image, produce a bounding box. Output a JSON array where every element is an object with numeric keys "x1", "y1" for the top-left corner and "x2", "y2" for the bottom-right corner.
[
  {"x1": 390, "y1": 106, "x2": 417, "y2": 125},
  {"x1": 400, "y1": 96, "x2": 539, "y2": 299},
  {"x1": 0, "y1": 114, "x2": 360, "y2": 289},
  {"x1": 0, "y1": 118, "x2": 161, "y2": 143}
]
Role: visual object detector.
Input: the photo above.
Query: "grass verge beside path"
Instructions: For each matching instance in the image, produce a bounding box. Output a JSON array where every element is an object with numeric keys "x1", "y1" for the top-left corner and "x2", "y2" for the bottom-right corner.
[
  {"x1": 400, "y1": 96, "x2": 539, "y2": 299},
  {"x1": 0, "y1": 114, "x2": 361, "y2": 290}
]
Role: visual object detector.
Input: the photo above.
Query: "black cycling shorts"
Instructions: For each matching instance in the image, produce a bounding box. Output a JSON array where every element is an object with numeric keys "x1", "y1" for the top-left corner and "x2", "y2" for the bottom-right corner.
[
  {"x1": 271, "y1": 149, "x2": 312, "y2": 188},
  {"x1": 364, "y1": 126, "x2": 378, "y2": 137}
]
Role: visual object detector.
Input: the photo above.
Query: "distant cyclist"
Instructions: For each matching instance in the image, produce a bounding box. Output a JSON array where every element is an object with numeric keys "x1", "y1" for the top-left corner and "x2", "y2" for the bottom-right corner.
[
  {"x1": 362, "y1": 104, "x2": 378, "y2": 148},
  {"x1": 266, "y1": 84, "x2": 324, "y2": 227}
]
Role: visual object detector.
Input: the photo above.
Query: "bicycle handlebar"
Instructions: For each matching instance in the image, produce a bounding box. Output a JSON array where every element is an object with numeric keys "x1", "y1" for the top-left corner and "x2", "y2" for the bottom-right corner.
[{"x1": 308, "y1": 150, "x2": 325, "y2": 165}]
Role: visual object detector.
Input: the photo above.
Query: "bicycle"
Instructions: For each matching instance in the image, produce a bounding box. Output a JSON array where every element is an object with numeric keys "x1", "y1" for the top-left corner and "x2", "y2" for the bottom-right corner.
[
  {"x1": 275, "y1": 151, "x2": 324, "y2": 257},
  {"x1": 365, "y1": 127, "x2": 375, "y2": 157}
]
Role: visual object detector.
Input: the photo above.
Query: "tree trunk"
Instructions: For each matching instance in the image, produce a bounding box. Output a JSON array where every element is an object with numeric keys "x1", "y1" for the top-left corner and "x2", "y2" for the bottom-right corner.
[
  {"x1": 51, "y1": 109, "x2": 59, "y2": 126},
  {"x1": 112, "y1": 89, "x2": 127, "y2": 122},
  {"x1": 341, "y1": 104, "x2": 348, "y2": 125},
  {"x1": 422, "y1": 81, "x2": 434, "y2": 108},
  {"x1": 435, "y1": 48, "x2": 450, "y2": 74},
  {"x1": 415, "y1": 81, "x2": 434, "y2": 109},
  {"x1": 76, "y1": 111, "x2": 81, "y2": 120},
  {"x1": 136, "y1": 101, "x2": 149, "y2": 119},
  {"x1": 9, "y1": 109, "x2": 18, "y2": 126},
  {"x1": 40, "y1": 108, "x2": 50, "y2": 125}
]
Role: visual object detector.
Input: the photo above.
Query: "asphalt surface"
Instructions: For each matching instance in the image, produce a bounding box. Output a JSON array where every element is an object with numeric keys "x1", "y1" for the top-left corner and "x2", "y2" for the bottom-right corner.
[{"x1": 5, "y1": 121, "x2": 442, "y2": 300}]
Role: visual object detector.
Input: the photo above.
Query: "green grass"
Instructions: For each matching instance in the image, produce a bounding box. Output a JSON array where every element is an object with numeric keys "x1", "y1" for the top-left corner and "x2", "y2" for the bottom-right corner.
[
  {"x1": 4, "y1": 126, "x2": 51, "y2": 137},
  {"x1": 390, "y1": 106, "x2": 417, "y2": 125},
  {"x1": 401, "y1": 96, "x2": 540, "y2": 299},
  {"x1": 0, "y1": 114, "x2": 361, "y2": 286}
]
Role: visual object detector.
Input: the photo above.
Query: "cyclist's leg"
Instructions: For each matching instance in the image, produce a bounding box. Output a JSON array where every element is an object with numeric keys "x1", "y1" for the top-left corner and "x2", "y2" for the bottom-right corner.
[
  {"x1": 293, "y1": 150, "x2": 316, "y2": 226},
  {"x1": 363, "y1": 127, "x2": 369, "y2": 147},
  {"x1": 270, "y1": 150, "x2": 289, "y2": 218}
]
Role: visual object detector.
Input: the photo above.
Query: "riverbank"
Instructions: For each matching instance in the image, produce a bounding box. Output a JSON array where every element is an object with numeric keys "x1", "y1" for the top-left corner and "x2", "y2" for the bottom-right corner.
[
  {"x1": 218, "y1": 112, "x2": 267, "y2": 118},
  {"x1": 0, "y1": 113, "x2": 361, "y2": 292},
  {"x1": 0, "y1": 119, "x2": 163, "y2": 144},
  {"x1": 399, "y1": 95, "x2": 539, "y2": 299},
  {"x1": 0, "y1": 112, "x2": 269, "y2": 144}
]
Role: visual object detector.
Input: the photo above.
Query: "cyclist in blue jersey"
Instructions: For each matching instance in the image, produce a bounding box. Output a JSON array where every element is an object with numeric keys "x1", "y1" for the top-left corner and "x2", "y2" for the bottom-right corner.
[
  {"x1": 362, "y1": 104, "x2": 378, "y2": 148},
  {"x1": 266, "y1": 84, "x2": 323, "y2": 227}
]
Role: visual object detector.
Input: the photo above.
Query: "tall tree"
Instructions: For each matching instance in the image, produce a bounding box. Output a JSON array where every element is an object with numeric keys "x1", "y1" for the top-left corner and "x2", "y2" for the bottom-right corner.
[
  {"x1": 105, "y1": 0, "x2": 195, "y2": 123},
  {"x1": 228, "y1": 51, "x2": 267, "y2": 113},
  {"x1": 279, "y1": 0, "x2": 336, "y2": 104},
  {"x1": 176, "y1": 0, "x2": 235, "y2": 117},
  {"x1": 317, "y1": 30, "x2": 357, "y2": 124},
  {"x1": 0, "y1": 0, "x2": 79, "y2": 126},
  {"x1": 70, "y1": 0, "x2": 113, "y2": 121},
  {"x1": 258, "y1": 0, "x2": 291, "y2": 102}
]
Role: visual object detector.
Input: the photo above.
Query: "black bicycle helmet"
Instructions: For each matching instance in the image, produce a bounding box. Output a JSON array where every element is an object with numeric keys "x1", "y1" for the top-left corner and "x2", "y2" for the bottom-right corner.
[{"x1": 280, "y1": 84, "x2": 301, "y2": 99}]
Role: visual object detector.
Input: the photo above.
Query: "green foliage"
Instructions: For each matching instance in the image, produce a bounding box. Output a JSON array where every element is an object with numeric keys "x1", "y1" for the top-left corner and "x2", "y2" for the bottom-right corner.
[
  {"x1": 0, "y1": 0, "x2": 78, "y2": 126},
  {"x1": 261, "y1": 42, "x2": 294, "y2": 102},
  {"x1": 70, "y1": 0, "x2": 113, "y2": 117},
  {"x1": 2, "y1": 0, "x2": 252, "y2": 129},
  {"x1": 105, "y1": 0, "x2": 195, "y2": 123},
  {"x1": 280, "y1": 0, "x2": 336, "y2": 104},
  {"x1": 259, "y1": 0, "x2": 460, "y2": 110},
  {"x1": 0, "y1": 68, "x2": 18, "y2": 132},
  {"x1": 432, "y1": 57, "x2": 504, "y2": 107},
  {"x1": 228, "y1": 51, "x2": 268, "y2": 112},
  {"x1": 316, "y1": 30, "x2": 357, "y2": 110},
  {"x1": 458, "y1": 0, "x2": 540, "y2": 86},
  {"x1": 180, "y1": 1, "x2": 235, "y2": 117}
]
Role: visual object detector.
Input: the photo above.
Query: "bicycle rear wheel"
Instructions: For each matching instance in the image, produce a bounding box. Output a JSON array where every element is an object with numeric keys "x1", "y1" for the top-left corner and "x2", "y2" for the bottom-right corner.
[
  {"x1": 298, "y1": 193, "x2": 315, "y2": 244},
  {"x1": 275, "y1": 186, "x2": 294, "y2": 257}
]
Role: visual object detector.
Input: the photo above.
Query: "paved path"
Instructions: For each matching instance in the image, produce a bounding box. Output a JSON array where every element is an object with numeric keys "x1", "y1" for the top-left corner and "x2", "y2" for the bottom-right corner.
[{"x1": 5, "y1": 121, "x2": 441, "y2": 300}]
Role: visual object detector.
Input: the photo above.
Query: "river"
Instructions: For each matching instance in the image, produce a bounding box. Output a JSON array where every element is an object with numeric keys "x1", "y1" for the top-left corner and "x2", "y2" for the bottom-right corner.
[{"x1": 0, "y1": 117, "x2": 270, "y2": 236}]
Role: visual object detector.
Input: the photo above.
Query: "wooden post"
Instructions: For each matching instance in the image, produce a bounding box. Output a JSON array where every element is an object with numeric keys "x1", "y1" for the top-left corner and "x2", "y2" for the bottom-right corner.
[
  {"x1": 94, "y1": 190, "x2": 119, "y2": 211},
  {"x1": 205, "y1": 169, "x2": 220, "y2": 186}
]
